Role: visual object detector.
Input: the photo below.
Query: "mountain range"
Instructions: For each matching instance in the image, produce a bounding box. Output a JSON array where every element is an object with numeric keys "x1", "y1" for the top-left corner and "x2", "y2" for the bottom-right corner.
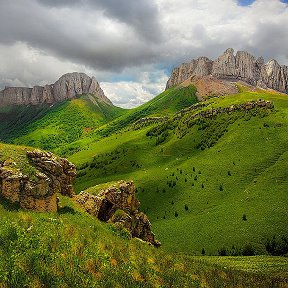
[{"x1": 166, "y1": 48, "x2": 288, "y2": 94}]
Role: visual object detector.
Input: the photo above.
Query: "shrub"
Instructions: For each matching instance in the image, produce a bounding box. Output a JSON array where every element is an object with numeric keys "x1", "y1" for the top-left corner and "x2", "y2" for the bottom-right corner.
[
  {"x1": 218, "y1": 247, "x2": 228, "y2": 256},
  {"x1": 266, "y1": 236, "x2": 288, "y2": 256},
  {"x1": 175, "y1": 211, "x2": 179, "y2": 217},
  {"x1": 242, "y1": 214, "x2": 247, "y2": 221},
  {"x1": 201, "y1": 248, "x2": 206, "y2": 255},
  {"x1": 184, "y1": 204, "x2": 189, "y2": 211},
  {"x1": 242, "y1": 244, "x2": 255, "y2": 256},
  {"x1": 219, "y1": 184, "x2": 223, "y2": 191},
  {"x1": 228, "y1": 170, "x2": 231, "y2": 176}
]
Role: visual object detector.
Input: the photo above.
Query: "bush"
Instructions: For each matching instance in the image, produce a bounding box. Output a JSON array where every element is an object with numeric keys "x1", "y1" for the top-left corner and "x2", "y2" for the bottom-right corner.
[
  {"x1": 219, "y1": 184, "x2": 223, "y2": 191},
  {"x1": 242, "y1": 244, "x2": 255, "y2": 256},
  {"x1": 266, "y1": 236, "x2": 288, "y2": 256},
  {"x1": 184, "y1": 204, "x2": 189, "y2": 211},
  {"x1": 175, "y1": 211, "x2": 179, "y2": 217},
  {"x1": 218, "y1": 247, "x2": 228, "y2": 256},
  {"x1": 201, "y1": 248, "x2": 206, "y2": 255},
  {"x1": 242, "y1": 214, "x2": 247, "y2": 221}
]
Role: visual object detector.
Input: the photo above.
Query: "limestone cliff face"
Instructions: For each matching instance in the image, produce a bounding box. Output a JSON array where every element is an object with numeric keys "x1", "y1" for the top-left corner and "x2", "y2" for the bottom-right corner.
[
  {"x1": 76, "y1": 181, "x2": 161, "y2": 247},
  {"x1": 0, "y1": 72, "x2": 111, "y2": 107},
  {"x1": 0, "y1": 150, "x2": 76, "y2": 212},
  {"x1": 166, "y1": 48, "x2": 288, "y2": 94}
]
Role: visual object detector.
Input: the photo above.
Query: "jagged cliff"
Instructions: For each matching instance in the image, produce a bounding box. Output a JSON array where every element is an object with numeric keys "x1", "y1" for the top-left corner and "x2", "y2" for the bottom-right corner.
[
  {"x1": 166, "y1": 48, "x2": 288, "y2": 94},
  {"x1": 0, "y1": 72, "x2": 111, "y2": 107}
]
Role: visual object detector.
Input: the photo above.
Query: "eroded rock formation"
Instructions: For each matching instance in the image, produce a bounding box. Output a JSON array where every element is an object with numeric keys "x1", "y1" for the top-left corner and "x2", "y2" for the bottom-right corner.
[
  {"x1": 76, "y1": 181, "x2": 161, "y2": 247},
  {"x1": 0, "y1": 72, "x2": 111, "y2": 107},
  {"x1": 166, "y1": 48, "x2": 288, "y2": 94},
  {"x1": 0, "y1": 150, "x2": 76, "y2": 212}
]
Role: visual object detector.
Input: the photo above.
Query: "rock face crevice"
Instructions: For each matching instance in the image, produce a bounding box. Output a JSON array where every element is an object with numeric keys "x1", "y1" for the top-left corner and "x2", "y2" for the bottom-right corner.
[
  {"x1": 0, "y1": 72, "x2": 111, "y2": 107},
  {"x1": 166, "y1": 48, "x2": 288, "y2": 94},
  {"x1": 0, "y1": 150, "x2": 76, "y2": 212},
  {"x1": 76, "y1": 181, "x2": 161, "y2": 247}
]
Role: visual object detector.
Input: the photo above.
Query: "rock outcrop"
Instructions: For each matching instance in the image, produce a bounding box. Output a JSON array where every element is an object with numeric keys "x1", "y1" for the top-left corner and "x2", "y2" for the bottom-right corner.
[
  {"x1": 0, "y1": 72, "x2": 111, "y2": 107},
  {"x1": 0, "y1": 150, "x2": 76, "y2": 212},
  {"x1": 166, "y1": 48, "x2": 288, "y2": 94},
  {"x1": 76, "y1": 181, "x2": 161, "y2": 247}
]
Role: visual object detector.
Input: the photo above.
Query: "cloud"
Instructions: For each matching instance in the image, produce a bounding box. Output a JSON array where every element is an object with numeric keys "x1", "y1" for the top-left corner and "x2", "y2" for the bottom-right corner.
[
  {"x1": 36, "y1": 0, "x2": 162, "y2": 42},
  {"x1": 101, "y1": 69, "x2": 168, "y2": 108},
  {"x1": 0, "y1": 0, "x2": 287, "y2": 107}
]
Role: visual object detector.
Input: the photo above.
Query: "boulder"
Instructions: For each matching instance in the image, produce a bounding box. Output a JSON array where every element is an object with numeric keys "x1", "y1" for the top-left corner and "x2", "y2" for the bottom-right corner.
[
  {"x1": 75, "y1": 181, "x2": 161, "y2": 247},
  {"x1": 0, "y1": 150, "x2": 76, "y2": 212}
]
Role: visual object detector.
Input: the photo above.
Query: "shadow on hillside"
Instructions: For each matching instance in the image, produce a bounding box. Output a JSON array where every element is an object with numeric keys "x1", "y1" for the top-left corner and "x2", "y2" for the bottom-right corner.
[
  {"x1": 58, "y1": 206, "x2": 77, "y2": 215},
  {"x1": 0, "y1": 195, "x2": 20, "y2": 211}
]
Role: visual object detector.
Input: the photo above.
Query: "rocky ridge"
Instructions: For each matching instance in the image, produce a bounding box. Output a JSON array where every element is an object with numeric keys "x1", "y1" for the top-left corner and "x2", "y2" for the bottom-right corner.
[
  {"x1": 166, "y1": 48, "x2": 288, "y2": 94},
  {"x1": 0, "y1": 72, "x2": 111, "y2": 107},
  {"x1": 76, "y1": 181, "x2": 161, "y2": 247},
  {"x1": 0, "y1": 150, "x2": 76, "y2": 211}
]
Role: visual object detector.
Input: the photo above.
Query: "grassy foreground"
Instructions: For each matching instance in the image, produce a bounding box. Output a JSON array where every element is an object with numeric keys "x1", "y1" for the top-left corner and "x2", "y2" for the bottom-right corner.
[{"x1": 0, "y1": 195, "x2": 287, "y2": 288}]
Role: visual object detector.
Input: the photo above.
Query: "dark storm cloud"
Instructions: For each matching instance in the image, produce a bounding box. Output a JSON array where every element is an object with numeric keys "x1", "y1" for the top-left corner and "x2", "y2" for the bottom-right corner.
[
  {"x1": 0, "y1": 0, "x2": 162, "y2": 71},
  {"x1": 36, "y1": 0, "x2": 162, "y2": 42}
]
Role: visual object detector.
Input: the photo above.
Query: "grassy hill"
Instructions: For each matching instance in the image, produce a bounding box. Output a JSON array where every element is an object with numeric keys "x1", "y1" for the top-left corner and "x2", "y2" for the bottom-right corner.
[
  {"x1": 64, "y1": 86, "x2": 288, "y2": 256},
  {"x1": 0, "y1": 94, "x2": 125, "y2": 151},
  {"x1": 1, "y1": 143, "x2": 286, "y2": 287},
  {"x1": 0, "y1": 144, "x2": 287, "y2": 287},
  {"x1": 1, "y1": 86, "x2": 197, "y2": 155}
]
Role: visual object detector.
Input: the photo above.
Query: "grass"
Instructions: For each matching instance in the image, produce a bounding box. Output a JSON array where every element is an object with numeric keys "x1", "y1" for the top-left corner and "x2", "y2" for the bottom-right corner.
[
  {"x1": 0, "y1": 143, "x2": 37, "y2": 178},
  {"x1": 64, "y1": 87, "x2": 288, "y2": 256},
  {"x1": 0, "y1": 194, "x2": 286, "y2": 288}
]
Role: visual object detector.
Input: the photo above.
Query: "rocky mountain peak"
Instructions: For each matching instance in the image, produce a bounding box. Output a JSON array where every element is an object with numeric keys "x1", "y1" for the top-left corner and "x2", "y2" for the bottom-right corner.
[
  {"x1": 0, "y1": 72, "x2": 112, "y2": 107},
  {"x1": 166, "y1": 49, "x2": 288, "y2": 94}
]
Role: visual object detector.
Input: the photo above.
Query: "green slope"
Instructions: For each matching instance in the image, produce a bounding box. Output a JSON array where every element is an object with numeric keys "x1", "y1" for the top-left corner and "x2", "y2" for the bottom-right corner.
[
  {"x1": 1, "y1": 143, "x2": 286, "y2": 287},
  {"x1": 1, "y1": 85, "x2": 288, "y2": 257},
  {"x1": 0, "y1": 86, "x2": 197, "y2": 154},
  {"x1": 94, "y1": 85, "x2": 197, "y2": 137},
  {"x1": 0, "y1": 94, "x2": 125, "y2": 151},
  {"x1": 68, "y1": 88, "x2": 288, "y2": 255}
]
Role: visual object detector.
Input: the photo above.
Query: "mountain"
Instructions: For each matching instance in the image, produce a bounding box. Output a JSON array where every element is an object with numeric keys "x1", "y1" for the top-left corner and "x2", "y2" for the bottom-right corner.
[
  {"x1": 166, "y1": 48, "x2": 288, "y2": 94},
  {"x1": 0, "y1": 72, "x2": 111, "y2": 107}
]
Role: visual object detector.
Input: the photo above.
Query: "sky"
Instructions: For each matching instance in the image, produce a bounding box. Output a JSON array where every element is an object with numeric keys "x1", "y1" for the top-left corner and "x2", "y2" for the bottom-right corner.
[{"x1": 0, "y1": 0, "x2": 287, "y2": 108}]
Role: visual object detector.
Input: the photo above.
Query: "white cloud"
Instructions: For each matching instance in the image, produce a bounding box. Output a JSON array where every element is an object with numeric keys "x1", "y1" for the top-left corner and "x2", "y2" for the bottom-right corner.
[{"x1": 101, "y1": 70, "x2": 168, "y2": 108}]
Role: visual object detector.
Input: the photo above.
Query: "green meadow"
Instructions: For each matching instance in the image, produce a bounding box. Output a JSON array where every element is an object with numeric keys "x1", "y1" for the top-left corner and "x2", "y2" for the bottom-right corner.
[{"x1": 0, "y1": 85, "x2": 288, "y2": 286}]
